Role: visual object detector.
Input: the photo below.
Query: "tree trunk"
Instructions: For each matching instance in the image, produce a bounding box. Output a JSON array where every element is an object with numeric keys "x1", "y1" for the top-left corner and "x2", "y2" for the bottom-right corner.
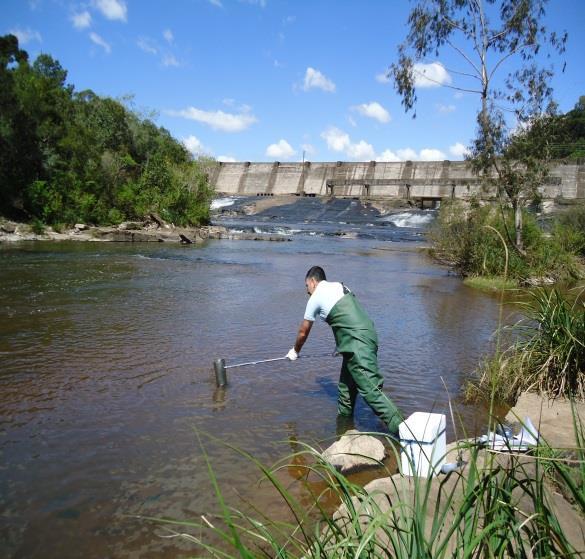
[{"x1": 513, "y1": 199, "x2": 524, "y2": 254}]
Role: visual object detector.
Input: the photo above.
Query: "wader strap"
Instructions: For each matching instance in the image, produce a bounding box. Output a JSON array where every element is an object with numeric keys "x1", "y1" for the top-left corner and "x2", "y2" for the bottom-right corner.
[{"x1": 342, "y1": 283, "x2": 351, "y2": 295}]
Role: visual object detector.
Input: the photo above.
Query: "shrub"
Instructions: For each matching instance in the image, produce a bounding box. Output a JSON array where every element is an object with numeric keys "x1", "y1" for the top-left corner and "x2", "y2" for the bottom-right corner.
[
  {"x1": 429, "y1": 200, "x2": 583, "y2": 283},
  {"x1": 466, "y1": 287, "x2": 585, "y2": 403}
]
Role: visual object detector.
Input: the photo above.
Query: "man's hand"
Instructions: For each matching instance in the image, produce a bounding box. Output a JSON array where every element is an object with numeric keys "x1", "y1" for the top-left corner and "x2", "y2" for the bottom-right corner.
[{"x1": 286, "y1": 348, "x2": 298, "y2": 361}]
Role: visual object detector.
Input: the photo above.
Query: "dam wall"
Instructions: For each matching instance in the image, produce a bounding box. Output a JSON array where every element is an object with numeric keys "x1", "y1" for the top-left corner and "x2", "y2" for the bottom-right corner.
[{"x1": 209, "y1": 161, "x2": 585, "y2": 200}]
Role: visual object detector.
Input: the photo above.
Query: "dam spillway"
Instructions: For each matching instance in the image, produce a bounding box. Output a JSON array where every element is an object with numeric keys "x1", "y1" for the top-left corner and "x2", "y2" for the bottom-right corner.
[{"x1": 209, "y1": 160, "x2": 585, "y2": 200}]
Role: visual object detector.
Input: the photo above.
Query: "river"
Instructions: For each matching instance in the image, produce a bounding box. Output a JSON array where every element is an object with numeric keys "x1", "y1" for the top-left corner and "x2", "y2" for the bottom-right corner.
[{"x1": 0, "y1": 199, "x2": 510, "y2": 558}]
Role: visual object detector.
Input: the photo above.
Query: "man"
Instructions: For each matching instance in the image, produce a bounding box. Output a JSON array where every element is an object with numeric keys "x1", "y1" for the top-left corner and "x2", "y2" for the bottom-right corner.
[{"x1": 287, "y1": 266, "x2": 403, "y2": 434}]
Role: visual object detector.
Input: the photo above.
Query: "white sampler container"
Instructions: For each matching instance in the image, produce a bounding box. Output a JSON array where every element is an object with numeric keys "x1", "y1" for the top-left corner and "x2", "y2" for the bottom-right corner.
[{"x1": 399, "y1": 412, "x2": 446, "y2": 478}]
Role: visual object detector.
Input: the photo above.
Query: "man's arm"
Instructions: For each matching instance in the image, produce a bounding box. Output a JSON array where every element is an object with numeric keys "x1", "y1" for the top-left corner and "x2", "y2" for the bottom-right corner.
[{"x1": 294, "y1": 319, "x2": 313, "y2": 354}]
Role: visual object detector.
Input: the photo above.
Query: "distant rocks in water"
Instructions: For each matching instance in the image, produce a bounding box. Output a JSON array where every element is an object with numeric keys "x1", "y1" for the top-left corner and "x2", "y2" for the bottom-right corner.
[
  {"x1": 322, "y1": 429, "x2": 386, "y2": 474},
  {"x1": 0, "y1": 217, "x2": 291, "y2": 243}
]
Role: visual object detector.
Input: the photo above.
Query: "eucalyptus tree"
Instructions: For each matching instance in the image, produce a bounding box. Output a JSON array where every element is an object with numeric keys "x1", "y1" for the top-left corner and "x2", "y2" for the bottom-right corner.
[{"x1": 390, "y1": 0, "x2": 567, "y2": 253}]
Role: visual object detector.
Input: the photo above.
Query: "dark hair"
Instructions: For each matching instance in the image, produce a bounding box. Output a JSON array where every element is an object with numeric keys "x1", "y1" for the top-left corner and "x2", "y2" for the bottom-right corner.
[{"x1": 305, "y1": 266, "x2": 326, "y2": 282}]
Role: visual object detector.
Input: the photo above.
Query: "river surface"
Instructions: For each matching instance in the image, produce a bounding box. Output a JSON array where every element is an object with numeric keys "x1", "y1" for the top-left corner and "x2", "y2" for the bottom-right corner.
[{"x1": 1, "y1": 199, "x2": 512, "y2": 558}]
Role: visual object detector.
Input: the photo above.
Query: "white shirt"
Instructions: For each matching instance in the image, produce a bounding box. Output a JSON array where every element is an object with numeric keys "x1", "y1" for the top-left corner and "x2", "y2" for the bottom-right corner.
[{"x1": 304, "y1": 280, "x2": 345, "y2": 322}]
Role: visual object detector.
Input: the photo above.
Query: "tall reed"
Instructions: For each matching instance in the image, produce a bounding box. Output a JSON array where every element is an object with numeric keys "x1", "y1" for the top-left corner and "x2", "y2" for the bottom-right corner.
[{"x1": 467, "y1": 287, "x2": 585, "y2": 403}]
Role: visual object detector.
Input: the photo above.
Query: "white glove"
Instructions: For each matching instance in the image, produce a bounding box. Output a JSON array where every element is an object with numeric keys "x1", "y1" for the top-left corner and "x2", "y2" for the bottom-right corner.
[{"x1": 286, "y1": 348, "x2": 298, "y2": 361}]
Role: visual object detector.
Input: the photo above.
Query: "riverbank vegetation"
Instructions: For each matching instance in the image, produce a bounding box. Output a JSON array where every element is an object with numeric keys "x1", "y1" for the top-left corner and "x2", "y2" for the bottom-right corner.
[
  {"x1": 428, "y1": 199, "x2": 585, "y2": 285},
  {"x1": 154, "y1": 423, "x2": 585, "y2": 557},
  {"x1": 465, "y1": 287, "x2": 585, "y2": 404},
  {"x1": 0, "y1": 34, "x2": 214, "y2": 228}
]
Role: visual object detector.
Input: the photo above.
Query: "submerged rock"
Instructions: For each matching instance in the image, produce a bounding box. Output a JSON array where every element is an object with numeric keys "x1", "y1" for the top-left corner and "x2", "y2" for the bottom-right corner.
[{"x1": 322, "y1": 429, "x2": 386, "y2": 474}]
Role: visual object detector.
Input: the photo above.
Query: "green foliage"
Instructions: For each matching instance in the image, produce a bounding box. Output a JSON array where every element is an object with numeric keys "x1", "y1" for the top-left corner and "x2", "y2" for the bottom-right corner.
[
  {"x1": 554, "y1": 204, "x2": 585, "y2": 256},
  {"x1": 549, "y1": 95, "x2": 585, "y2": 160},
  {"x1": 0, "y1": 34, "x2": 214, "y2": 227},
  {"x1": 429, "y1": 200, "x2": 583, "y2": 283},
  {"x1": 466, "y1": 288, "x2": 585, "y2": 403},
  {"x1": 30, "y1": 218, "x2": 45, "y2": 235}
]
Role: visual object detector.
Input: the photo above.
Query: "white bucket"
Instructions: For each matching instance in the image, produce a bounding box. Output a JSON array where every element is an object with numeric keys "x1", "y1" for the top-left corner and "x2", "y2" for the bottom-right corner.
[{"x1": 399, "y1": 412, "x2": 446, "y2": 478}]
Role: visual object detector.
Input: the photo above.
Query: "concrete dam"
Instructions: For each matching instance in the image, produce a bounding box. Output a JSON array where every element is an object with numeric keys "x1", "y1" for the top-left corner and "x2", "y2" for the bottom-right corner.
[{"x1": 209, "y1": 160, "x2": 585, "y2": 202}]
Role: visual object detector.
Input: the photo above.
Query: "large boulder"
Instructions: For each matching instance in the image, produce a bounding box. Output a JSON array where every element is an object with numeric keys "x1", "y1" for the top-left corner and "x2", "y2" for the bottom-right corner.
[{"x1": 322, "y1": 430, "x2": 386, "y2": 474}]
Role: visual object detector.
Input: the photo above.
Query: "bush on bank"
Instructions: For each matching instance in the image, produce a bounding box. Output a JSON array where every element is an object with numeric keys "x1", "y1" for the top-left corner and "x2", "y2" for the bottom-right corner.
[
  {"x1": 0, "y1": 34, "x2": 215, "y2": 227},
  {"x1": 465, "y1": 287, "x2": 585, "y2": 404},
  {"x1": 428, "y1": 199, "x2": 585, "y2": 284}
]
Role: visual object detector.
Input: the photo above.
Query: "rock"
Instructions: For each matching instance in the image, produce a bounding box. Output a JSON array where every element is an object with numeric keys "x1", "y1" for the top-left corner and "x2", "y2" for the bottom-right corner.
[
  {"x1": 118, "y1": 222, "x2": 143, "y2": 231},
  {"x1": 522, "y1": 276, "x2": 555, "y2": 287},
  {"x1": 322, "y1": 430, "x2": 386, "y2": 474},
  {"x1": 74, "y1": 223, "x2": 89, "y2": 231},
  {"x1": 0, "y1": 221, "x2": 17, "y2": 234},
  {"x1": 506, "y1": 392, "x2": 585, "y2": 449}
]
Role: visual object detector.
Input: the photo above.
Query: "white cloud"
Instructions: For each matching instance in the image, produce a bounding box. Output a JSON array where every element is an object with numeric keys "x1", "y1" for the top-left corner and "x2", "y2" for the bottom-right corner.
[
  {"x1": 321, "y1": 127, "x2": 375, "y2": 161},
  {"x1": 413, "y1": 62, "x2": 451, "y2": 88},
  {"x1": 397, "y1": 148, "x2": 417, "y2": 160},
  {"x1": 420, "y1": 148, "x2": 446, "y2": 161},
  {"x1": 239, "y1": 0, "x2": 267, "y2": 6},
  {"x1": 346, "y1": 140, "x2": 376, "y2": 161},
  {"x1": 162, "y1": 54, "x2": 179, "y2": 67},
  {"x1": 217, "y1": 155, "x2": 237, "y2": 162},
  {"x1": 449, "y1": 142, "x2": 470, "y2": 159},
  {"x1": 321, "y1": 127, "x2": 350, "y2": 152},
  {"x1": 348, "y1": 115, "x2": 357, "y2": 127},
  {"x1": 94, "y1": 0, "x2": 127, "y2": 22},
  {"x1": 283, "y1": 15, "x2": 296, "y2": 25},
  {"x1": 167, "y1": 106, "x2": 258, "y2": 132},
  {"x1": 302, "y1": 67, "x2": 335, "y2": 93},
  {"x1": 137, "y1": 37, "x2": 157, "y2": 55},
  {"x1": 376, "y1": 149, "x2": 401, "y2": 162},
  {"x1": 183, "y1": 135, "x2": 206, "y2": 156},
  {"x1": 89, "y1": 32, "x2": 111, "y2": 53},
  {"x1": 375, "y1": 71, "x2": 390, "y2": 84},
  {"x1": 321, "y1": 126, "x2": 449, "y2": 162},
  {"x1": 266, "y1": 139, "x2": 295, "y2": 159},
  {"x1": 10, "y1": 27, "x2": 42, "y2": 44},
  {"x1": 163, "y1": 29, "x2": 174, "y2": 44},
  {"x1": 208, "y1": 0, "x2": 223, "y2": 6},
  {"x1": 301, "y1": 143, "x2": 316, "y2": 157},
  {"x1": 352, "y1": 101, "x2": 391, "y2": 124},
  {"x1": 437, "y1": 103, "x2": 456, "y2": 114},
  {"x1": 71, "y1": 11, "x2": 92, "y2": 30}
]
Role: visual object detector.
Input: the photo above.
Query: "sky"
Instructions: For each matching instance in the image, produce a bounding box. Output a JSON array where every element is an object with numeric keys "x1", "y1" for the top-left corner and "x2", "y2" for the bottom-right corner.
[{"x1": 4, "y1": 0, "x2": 585, "y2": 163}]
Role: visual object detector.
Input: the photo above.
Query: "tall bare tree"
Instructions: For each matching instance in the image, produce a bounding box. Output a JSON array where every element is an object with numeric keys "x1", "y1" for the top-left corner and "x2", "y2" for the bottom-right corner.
[{"x1": 390, "y1": 0, "x2": 567, "y2": 253}]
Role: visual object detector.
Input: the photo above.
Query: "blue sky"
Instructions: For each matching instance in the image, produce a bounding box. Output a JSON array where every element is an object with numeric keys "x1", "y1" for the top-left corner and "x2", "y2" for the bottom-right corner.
[{"x1": 5, "y1": 0, "x2": 585, "y2": 163}]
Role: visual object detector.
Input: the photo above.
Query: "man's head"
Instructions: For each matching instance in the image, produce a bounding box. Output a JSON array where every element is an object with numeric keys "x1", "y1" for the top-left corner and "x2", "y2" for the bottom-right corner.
[{"x1": 305, "y1": 266, "x2": 326, "y2": 296}]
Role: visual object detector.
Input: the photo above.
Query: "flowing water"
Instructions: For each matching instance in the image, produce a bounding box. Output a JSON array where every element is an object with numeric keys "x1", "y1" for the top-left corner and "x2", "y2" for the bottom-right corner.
[{"x1": 1, "y1": 199, "x2": 512, "y2": 558}]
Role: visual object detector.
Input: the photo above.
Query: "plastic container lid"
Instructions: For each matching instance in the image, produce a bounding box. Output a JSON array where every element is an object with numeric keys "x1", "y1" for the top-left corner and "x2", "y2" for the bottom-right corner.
[{"x1": 399, "y1": 412, "x2": 446, "y2": 443}]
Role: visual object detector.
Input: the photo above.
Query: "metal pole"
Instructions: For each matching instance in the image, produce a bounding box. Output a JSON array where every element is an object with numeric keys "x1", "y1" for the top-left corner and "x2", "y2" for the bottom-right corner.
[
  {"x1": 212, "y1": 352, "x2": 332, "y2": 388},
  {"x1": 214, "y1": 358, "x2": 227, "y2": 387},
  {"x1": 225, "y1": 356, "x2": 288, "y2": 369}
]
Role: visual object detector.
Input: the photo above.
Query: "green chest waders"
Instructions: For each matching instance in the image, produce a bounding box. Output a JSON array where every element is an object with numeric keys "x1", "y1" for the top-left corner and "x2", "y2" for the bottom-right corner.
[{"x1": 326, "y1": 292, "x2": 402, "y2": 433}]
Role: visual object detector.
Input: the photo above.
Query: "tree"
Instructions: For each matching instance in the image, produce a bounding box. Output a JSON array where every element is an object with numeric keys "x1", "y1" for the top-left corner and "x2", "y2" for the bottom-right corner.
[
  {"x1": 0, "y1": 34, "x2": 37, "y2": 216},
  {"x1": 550, "y1": 95, "x2": 585, "y2": 159},
  {"x1": 390, "y1": 0, "x2": 567, "y2": 253}
]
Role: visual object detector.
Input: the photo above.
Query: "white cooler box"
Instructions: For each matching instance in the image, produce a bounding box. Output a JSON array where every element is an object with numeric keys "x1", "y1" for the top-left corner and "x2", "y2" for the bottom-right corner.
[{"x1": 399, "y1": 412, "x2": 446, "y2": 478}]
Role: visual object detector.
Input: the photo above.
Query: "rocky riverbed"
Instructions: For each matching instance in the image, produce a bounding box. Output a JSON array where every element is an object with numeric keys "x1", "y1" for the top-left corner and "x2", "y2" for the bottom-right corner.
[{"x1": 0, "y1": 216, "x2": 291, "y2": 243}]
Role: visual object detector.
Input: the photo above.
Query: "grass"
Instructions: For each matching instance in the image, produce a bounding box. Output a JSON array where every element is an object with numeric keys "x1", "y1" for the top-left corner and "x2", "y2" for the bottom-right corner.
[
  {"x1": 463, "y1": 276, "x2": 517, "y2": 292},
  {"x1": 466, "y1": 287, "x2": 585, "y2": 404},
  {"x1": 142, "y1": 416, "x2": 585, "y2": 558}
]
